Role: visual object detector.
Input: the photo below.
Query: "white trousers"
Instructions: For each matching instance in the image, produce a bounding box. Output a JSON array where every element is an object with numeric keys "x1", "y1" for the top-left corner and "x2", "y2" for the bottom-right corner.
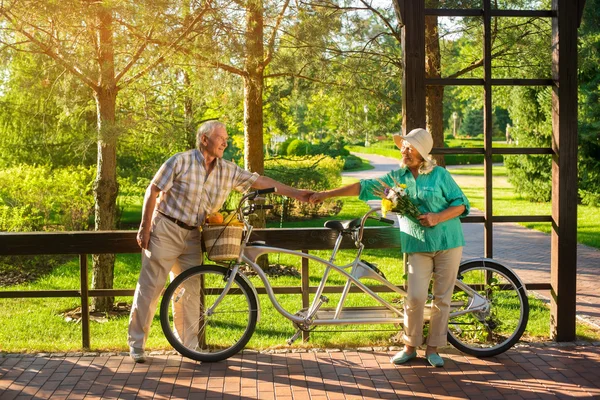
[
  {"x1": 128, "y1": 213, "x2": 203, "y2": 350},
  {"x1": 403, "y1": 247, "x2": 463, "y2": 348}
]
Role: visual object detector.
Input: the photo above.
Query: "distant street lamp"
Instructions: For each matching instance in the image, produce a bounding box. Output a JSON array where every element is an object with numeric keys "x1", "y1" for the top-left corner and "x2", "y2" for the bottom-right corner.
[
  {"x1": 363, "y1": 104, "x2": 369, "y2": 147},
  {"x1": 452, "y1": 112, "x2": 458, "y2": 138}
]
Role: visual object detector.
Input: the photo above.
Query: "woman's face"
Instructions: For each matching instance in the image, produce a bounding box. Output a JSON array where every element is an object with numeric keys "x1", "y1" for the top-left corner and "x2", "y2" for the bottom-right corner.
[{"x1": 400, "y1": 141, "x2": 424, "y2": 169}]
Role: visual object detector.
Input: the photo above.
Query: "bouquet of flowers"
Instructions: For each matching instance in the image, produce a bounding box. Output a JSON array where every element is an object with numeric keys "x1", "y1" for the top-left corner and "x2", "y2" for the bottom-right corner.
[{"x1": 373, "y1": 178, "x2": 421, "y2": 219}]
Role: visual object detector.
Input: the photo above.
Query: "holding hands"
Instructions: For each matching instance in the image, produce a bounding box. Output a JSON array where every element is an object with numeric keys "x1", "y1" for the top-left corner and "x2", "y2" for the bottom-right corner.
[{"x1": 309, "y1": 191, "x2": 327, "y2": 204}]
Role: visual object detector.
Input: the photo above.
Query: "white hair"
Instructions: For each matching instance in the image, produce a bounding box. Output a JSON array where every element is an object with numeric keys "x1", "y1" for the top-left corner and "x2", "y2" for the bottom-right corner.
[
  {"x1": 196, "y1": 120, "x2": 226, "y2": 150},
  {"x1": 399, "y1": 157, "x2": 437, "y2": 175}
]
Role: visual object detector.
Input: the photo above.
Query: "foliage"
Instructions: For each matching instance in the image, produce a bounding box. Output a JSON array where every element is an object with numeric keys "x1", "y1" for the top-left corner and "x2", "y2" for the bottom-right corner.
[
  {"x1": 310, "y1": 136, "x2": 350, "y2": 158},
  {"x1": 343, "y1": 154, "x2": 364, "y2": 170},
  {"x1": 0, "y1": 52, "x2": 96, "y2": 169},
  {"x1": 263, "y1": 156, "x2": 344, "y2": 218},
  {"x1": 504, "y1": 87, "x2": 553, "y2": 202},
  {"x1": 286, "y1": 139, "x2": 312, "y2": 156},
  {"x1": 577, "y1": 0, "x2": 600, "y2": 204},
  {"x1": 458, "y1": 107, "x2": 511, "y2": 139},
  {"x1": 0, "y1": 165, "x2": 95, "y2": 231}
]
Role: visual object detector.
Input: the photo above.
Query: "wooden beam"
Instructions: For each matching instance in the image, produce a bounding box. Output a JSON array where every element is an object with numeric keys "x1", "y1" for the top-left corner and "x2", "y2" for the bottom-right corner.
[
  {"x1": 401, "y1": 0, "x2": 426, "y2": 132},
  {"x1": 483, "y1": 0, "x2": 493, "y2": 259},
  {"x1": 577, "y1": 0, "x2": 586, "y2": 27},
  {"x1": 550, "y1": 0, "x2": 578, "y2": 341}
]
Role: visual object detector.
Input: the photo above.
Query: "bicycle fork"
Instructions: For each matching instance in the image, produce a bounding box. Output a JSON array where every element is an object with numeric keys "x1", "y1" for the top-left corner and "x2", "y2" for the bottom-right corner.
[{"x1": 205, "y1": 263, "x2": 243, "y2": 317}]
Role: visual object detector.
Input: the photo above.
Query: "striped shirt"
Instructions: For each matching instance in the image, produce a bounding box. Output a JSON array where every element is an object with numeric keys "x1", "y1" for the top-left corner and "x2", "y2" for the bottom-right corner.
[{"x1": 152, "y1": 149, "x2": 259, "y2": 227}]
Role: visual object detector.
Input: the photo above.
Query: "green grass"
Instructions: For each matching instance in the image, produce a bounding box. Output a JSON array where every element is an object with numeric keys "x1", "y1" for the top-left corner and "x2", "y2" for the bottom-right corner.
[{"x1": 449, "y1": 166, "x2": 600, "y2": 249}]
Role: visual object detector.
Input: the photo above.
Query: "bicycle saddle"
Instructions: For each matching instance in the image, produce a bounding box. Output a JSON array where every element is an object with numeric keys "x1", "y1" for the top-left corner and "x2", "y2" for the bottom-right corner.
[{"x1": 324, "y1": 218, "x2": 361, "y2": 232}]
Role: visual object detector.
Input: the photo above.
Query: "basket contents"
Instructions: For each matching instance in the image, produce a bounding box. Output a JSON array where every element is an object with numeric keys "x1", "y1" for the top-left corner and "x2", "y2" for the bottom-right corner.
[{"x1": 202, "y1": 212, "x2": 244, "y2": 261}]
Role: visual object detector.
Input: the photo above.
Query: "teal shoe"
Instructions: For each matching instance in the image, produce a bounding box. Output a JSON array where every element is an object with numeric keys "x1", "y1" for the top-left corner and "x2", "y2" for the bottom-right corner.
[
  {"x1": 390, "y1": 349, "x2": 417, "y2": 365},
  {"x1": 426, "y1": 353, "x2": 444, "y2": 367}
]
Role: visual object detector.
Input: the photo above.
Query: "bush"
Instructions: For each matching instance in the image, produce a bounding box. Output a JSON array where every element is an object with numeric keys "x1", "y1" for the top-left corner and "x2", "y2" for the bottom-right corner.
[
  {"x1": 310, "y1": 136, "x2": 350, "y2": 158},
  {"x1": 286, "y1": 139, "x2": 311, "y2": 156},
  {"x1": 264, "y1": 156, "x2": 344, "y2": 218},
  {"x1": 343, "y1": 154, "x2": 363, "y2": 170},
  {"x1": 0, "y1": 165, "x2": 95, "y2": 231},
  {"x1": 505, "y1": 155, "x2": 552, "y2": 202}
]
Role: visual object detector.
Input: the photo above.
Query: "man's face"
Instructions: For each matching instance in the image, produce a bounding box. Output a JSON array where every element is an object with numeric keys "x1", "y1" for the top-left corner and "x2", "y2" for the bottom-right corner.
[{"x1": 203, "y1": 126, "x2": 229, "y2": 159}]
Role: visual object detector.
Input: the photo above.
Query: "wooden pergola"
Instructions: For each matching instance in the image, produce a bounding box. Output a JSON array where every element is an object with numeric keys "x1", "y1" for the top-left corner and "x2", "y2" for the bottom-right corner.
[{"x1": 393, "y1": 0, "x2": 584, "y2": 340}]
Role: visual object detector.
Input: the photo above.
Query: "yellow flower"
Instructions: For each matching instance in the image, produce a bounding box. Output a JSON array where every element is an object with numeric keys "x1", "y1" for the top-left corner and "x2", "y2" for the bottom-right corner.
[{"x1": 381, "y1": 198, "x2": 394, "y2": 217}]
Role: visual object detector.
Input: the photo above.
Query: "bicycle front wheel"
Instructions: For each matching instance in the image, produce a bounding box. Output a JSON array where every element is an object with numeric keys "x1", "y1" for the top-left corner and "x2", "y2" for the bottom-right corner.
[
  {"x1": 447, "y1": 260, "x2": 529, "y2": 357},
  {"x1": 160, "y1": 265, "x2": 258, "y2": 362}
]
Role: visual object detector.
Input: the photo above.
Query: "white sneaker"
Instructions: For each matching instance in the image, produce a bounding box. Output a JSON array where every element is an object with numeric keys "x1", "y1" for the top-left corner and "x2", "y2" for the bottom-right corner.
[{"x1": 130, "y1": 347, "x2": 147, "y2": 363}]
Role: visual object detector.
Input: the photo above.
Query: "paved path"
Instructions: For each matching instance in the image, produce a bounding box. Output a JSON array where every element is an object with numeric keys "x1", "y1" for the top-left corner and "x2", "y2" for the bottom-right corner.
[
  {"x1": 345, "y1": 153, "x2": 600, "y2": 329},
  {"x1": 2, "y1": 345, "x2": 600, "y2": 399}
]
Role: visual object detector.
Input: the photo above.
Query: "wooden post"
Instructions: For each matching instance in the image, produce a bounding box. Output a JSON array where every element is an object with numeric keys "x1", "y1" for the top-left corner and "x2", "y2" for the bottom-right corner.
[
  {"x1": 399, "y1": 0, "x2": 426, "y2": 132},
  {"x1": 483, "y1": 1, "x2": 493, "y2": 258},
  {"x1": 301, "y1": 250, "x2": 310, "y2": 342},
  {"x1": 550, "y1": 0, "x2": 578, "y2": 341},
  {"x1": 80, "y1": 254, "x2": 90, "y2": 349}
]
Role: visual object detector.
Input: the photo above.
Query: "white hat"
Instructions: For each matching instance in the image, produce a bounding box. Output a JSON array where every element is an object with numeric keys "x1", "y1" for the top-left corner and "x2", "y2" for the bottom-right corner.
[{"x1": 393, "y1": 128, "x2": 433, "y2": 162}]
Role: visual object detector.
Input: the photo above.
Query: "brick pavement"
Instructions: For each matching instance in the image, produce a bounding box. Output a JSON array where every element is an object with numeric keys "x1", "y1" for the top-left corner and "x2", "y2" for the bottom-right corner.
[{"x1": 2, "y1": 344, "x2": 600, "y2": 399}]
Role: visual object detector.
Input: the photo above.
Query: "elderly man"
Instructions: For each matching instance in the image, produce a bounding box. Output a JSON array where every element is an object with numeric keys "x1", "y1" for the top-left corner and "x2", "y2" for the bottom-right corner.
[{"x1": 128, "y1": 120, "x2": 312, "y2": 362}]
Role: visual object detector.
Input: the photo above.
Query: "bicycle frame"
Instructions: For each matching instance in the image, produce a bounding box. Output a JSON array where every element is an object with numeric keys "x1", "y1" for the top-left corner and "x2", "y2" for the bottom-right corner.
[{"x1": 207, "y1": 224, "x2": 490, "y2": 330}]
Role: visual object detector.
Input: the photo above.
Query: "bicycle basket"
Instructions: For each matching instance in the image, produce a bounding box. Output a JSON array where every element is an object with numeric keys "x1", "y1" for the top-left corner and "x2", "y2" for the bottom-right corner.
[{"x1": 201, "y1": 224, "x2": 244, "y2": 261}]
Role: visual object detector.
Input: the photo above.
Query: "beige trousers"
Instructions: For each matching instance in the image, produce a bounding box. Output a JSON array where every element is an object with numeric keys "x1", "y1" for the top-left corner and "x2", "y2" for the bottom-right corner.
[
  {"x1": 128, "y1": 213, "x2": 203, "y2": 350},
  {"x1": 403, "y1": 247, "x2": 463, "y2": 348}
]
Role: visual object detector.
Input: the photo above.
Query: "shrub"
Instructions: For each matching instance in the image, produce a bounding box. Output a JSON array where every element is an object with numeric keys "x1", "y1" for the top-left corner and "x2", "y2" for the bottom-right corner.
[
  {"x1": 310, "y1": 136, "x2": 350, "y2": 158},
  {"x1": 263, "y1": 156, "x2": 344, "y2": 218},
  {"x1": 0, "y1": 165, "x2": 95, "y2": 231},
  {"x1": 286, "y1": 139, "x2": 311, "y2": 156},
  {"x1": 343, "y1": 154, "x2": 363, "y2": 170}
]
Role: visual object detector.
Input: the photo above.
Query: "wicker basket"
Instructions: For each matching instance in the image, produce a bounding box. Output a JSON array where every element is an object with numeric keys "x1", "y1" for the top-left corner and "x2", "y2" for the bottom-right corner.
[{"x1": 202, "y1": 224, "x2": 244, "y2": 261}]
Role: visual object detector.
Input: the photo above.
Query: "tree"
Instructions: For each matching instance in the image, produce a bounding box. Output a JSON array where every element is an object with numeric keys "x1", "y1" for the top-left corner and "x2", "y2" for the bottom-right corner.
[
  {"x1": 0, "y1": 0, "x2": 210, "y2": 312},
  {"x1": 577, "y1": 0, "x2": 600, "y2": 205}
]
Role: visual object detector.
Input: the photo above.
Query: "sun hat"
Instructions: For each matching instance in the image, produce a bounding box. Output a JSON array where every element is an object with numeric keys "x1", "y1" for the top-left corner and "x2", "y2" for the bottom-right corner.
[{"x1": 393, "y1": 128, "x2": 433, "y2": 162}]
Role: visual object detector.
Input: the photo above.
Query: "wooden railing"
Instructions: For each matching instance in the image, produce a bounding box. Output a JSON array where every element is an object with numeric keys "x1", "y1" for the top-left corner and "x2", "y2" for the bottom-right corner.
[{"x1": 0, "y1": 220, "x2": 550, "y2": 349}]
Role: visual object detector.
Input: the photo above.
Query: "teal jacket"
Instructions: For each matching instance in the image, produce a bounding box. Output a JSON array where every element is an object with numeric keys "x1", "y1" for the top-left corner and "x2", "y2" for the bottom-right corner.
[{"x1": 359, "y1": 166, "x2": 470, "y2": 253}]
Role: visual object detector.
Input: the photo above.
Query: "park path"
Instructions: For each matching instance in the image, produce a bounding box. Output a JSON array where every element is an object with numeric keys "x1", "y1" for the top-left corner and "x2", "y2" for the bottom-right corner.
[{"x1": 344, "y1": 152, "x2": 600, "y2": 329}]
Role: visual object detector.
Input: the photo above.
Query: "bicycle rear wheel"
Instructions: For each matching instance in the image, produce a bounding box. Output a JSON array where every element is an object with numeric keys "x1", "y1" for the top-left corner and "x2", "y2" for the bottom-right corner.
[
  {"x1": 447, "y1": 260, "x2": 529, "y2": 357},
  {"x1": 160, "y1": 265, "x2": 258, "y2": 362}
]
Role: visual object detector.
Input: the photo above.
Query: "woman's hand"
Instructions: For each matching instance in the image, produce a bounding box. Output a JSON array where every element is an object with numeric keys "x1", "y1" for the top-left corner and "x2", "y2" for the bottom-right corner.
[
  {"x1": 309, "y1": 191, "x2": 328, "y2": 204},
  {"x1": 417, "y1": 212, "x2": 440, "y2": 228},
  {"x1": 294, "y1": 189, "x2": 315, "y2": 203}
]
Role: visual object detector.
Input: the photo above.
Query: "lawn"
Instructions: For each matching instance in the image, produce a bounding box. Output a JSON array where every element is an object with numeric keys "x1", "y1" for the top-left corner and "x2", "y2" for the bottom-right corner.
[{"x1": 448, "y1": 166, "x2": 600, "y2": 249}]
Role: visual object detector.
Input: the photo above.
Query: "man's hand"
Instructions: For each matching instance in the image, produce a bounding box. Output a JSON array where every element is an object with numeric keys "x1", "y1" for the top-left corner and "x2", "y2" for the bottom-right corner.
[
  {"x1": 137, "y1": 227, "x2": 151, "y2": 249},
  {"x1": 295, "y1": 189, "x2": 315, "y2": 203},
  {"x1": 309, "y1": 191, "x2": 328, "y2": 204}
]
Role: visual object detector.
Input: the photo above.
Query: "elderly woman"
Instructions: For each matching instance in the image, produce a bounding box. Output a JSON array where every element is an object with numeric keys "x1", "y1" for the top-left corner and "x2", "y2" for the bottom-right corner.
[{"x1": 309, "y1": 128, "x2": 469, "y2": 367}]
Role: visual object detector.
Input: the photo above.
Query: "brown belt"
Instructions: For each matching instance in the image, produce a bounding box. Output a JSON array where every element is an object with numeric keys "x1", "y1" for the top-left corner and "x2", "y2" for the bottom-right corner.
[{"x1": 158, "y1": 212, "x2": 197, "y2": 230}]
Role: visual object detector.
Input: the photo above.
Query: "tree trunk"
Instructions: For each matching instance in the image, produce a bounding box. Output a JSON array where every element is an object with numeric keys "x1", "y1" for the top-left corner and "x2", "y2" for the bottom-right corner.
[
  {"x1": 183, "y1": 70, "x2": 195, "y2": 149},
  {"x1": 425, "y1": 12, "x2": 446, "y2": 167},
  {"x1": 91, "y1": 6, "x2": 119, "y2": 312},
  {"x1": 243, "y1": 0, "x2": 265, "y2": 176},
  {"x1": 244, "y1": 0, "x2": 268, "y2": 268}
]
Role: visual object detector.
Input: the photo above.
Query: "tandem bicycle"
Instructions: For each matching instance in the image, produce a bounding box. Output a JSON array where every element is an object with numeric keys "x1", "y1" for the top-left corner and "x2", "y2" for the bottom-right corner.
[{"x1": 160, "y1": 188, "x2": 529, "y2": 362}]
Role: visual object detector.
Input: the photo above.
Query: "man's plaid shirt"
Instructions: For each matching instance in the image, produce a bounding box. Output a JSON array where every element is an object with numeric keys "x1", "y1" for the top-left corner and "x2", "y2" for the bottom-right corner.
[{"x1": 152, "y1": 149, "x2": 259, "y2": 227}]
